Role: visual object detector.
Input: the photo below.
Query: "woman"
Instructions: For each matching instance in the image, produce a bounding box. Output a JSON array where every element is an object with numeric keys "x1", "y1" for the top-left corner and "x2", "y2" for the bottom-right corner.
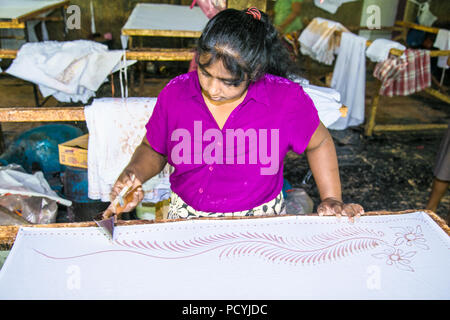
[{"x1": 103, "y1": 8, "x2": 364, "y2": 222}]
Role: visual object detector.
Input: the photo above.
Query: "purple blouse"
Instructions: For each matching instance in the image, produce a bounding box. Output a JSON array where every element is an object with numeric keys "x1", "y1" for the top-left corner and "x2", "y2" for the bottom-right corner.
[{"x1": 145, "y1": 71, "x2": 319, "y2": 212}]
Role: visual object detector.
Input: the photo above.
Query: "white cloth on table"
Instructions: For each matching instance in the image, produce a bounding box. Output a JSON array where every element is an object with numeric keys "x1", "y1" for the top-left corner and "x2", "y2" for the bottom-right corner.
[
  {"x1": 366, "y1": 39, "x2": 406, "y2": 63},
  {"x1": 313, "y1": 0, "x2": 358, "y2": 14},
  {"x1": 84, "y1": 98, "x2": 171, "y2": 203},
  {"x1": 329, "y1": 32, "x2": 366, "y2": 130},
  {"x1": 299, "y1": 17, "x2": 350, "y2": 65},
  {"x1": 6, "y1": 40, "x2": 135, "y2": 103},
  {"x1": 0, "y1": 0, "x2": 65, "y2": 19},
  {"x1": 433, "y1": 29, "x2": 450, "y2": 69},
  {"x1": 121, "y1": 3, "x2": 209, "y2": 49},
  {"x1": 1, "y1": 212, "x2": 449, "y2": 299}
]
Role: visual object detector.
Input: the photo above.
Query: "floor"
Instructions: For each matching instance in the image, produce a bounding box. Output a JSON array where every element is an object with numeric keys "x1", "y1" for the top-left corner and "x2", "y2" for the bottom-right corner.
[{"x1": 0, "y1": 57, "x2": 449, "y2": 228}]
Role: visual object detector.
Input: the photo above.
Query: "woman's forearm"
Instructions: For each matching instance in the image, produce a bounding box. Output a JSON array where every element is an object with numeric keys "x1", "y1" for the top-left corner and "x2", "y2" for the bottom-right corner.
[
  {"x1": 126, "y1": 137, "x2": 167, "y2": 183},
  {"x1": 305, "y1": 131, "x2": 342, "y2": 202}
]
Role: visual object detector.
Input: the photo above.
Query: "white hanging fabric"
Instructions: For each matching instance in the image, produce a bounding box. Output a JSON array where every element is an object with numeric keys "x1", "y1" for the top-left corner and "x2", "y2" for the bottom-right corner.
[{"x1": 329, "y1": 32, "x2": 366, "y2": 130}]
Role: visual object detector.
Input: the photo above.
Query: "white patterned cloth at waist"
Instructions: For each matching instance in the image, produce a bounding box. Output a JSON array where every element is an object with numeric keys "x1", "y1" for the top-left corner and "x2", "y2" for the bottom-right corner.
[{"x1": 167, "y1": 191, "x2": 286, "y2": 219}]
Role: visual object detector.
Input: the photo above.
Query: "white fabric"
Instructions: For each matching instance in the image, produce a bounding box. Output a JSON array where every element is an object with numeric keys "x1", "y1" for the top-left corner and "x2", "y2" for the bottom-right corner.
[
  {"x1": 313, "y1": 0, "x2": 358, "y2": 14},
  {"x1": 0, "y1": 212, "x2": 449, "y2": 299},
  {"x1": 366, "y1": 39, "x2": 406, "y2": 63},
  {"x1": 0, "y1": 0, "x2": 66, "y2": 19},
  {"x1": 121, "y1": 3, "x2": 209, "y2": 49},
  {"x1": 0, "y1": 168, "x2": 71, "y2": 206},
  {"x1": 329, "y1": 32, "x2": 366, "y2": 130},
  {"x1": 6, "y1": 40, "x2": 136, "y2": 103},
  {"x1": 302, "y1": 84, "x2": 343, "y2": 128},
  {"x1": 417, "y1": 2, "x2": 437, "y2": 27},
  {"x1": 84, "y1": 98, "x2": 171, "y2": 203},
  {"x1": 433, "y1": 29, "x2": 450, "y2": 69},
  {"x1": 299, "y1": 18, "x2": 350, "y2": 65}
]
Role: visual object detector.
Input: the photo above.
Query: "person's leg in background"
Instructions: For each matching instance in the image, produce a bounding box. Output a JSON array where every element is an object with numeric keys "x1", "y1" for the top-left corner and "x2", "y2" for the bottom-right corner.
[{"x1": 426, "y1": 124, "x2": 450, "y2": 225}]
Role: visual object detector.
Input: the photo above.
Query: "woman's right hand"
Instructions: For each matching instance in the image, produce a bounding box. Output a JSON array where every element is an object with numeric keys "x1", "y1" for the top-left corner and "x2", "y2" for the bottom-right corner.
[{"x1": 102, "y1": 169, "x2": 144, "y2": 221}]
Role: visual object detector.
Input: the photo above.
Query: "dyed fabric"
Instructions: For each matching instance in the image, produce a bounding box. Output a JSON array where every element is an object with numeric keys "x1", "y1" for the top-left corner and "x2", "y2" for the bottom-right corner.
[
  {"x1": 374, "y1": 49, "x2": 431, "y2": 97},
  {"x1": 274, "y1": 0, "x2": 304, "y2": 33},
  {"x1": 167, "y1": 190, "x2": 286, "y2": 219},
  {"x1": 85, "y1": 98, "x2": 172, "y2": 203},
  {"x1": 145, "y1": 71, "x2": 320, "y2": 213},
  {"x1": 0, "y1": 212, "x2": 449, "y2": 299}
]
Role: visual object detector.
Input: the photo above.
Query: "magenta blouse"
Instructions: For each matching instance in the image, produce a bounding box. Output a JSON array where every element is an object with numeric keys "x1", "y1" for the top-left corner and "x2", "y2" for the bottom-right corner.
[{"x1": 145, "y1": 71, "x2": 320, "y2": 212}]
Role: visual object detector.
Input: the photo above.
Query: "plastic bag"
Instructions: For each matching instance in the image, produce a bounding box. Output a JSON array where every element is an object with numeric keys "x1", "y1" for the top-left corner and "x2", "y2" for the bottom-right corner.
[
  {"x1": 285, "y1": 188, "x2": 314, "y2": 214},
  {"x1": 191, "y1": 0, "x2": 226, "y2": 19},
  {"x1": 0, "y1": 194, "x2": 58, "y2": 224}
]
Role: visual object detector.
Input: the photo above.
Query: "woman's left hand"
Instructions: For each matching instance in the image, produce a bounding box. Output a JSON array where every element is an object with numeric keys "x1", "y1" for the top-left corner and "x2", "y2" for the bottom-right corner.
[{"x1": 317, "y1": 197, "x2": 364, "y2": 223}]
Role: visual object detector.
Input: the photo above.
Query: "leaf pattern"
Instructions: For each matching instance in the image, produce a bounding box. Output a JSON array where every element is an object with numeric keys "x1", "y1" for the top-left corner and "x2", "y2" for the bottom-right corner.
[{"x1": 114, "y1": 227, "x2": 387, "y2": 266}]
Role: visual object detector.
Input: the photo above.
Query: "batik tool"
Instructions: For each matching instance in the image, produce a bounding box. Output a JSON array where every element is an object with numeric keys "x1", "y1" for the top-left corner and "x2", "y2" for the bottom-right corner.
[{"x1": 94, "y1": 175, "x2": 141, "y2": 241}]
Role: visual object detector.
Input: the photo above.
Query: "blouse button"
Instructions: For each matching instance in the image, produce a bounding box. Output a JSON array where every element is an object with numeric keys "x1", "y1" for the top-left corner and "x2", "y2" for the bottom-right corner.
[{"x1": 198, "y1": 188, "x2": 204, "y2": 194}]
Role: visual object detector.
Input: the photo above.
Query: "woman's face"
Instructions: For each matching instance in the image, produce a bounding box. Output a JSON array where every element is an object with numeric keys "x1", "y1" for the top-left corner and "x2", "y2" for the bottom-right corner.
[{"x1": 197, "y1": 54, "x2": 249, "y2": 106}]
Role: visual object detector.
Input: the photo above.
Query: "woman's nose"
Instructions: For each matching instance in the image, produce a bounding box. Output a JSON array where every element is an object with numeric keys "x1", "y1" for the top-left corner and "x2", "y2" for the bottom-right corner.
[{"x1": 207, "y1": 79, "x2": 221, "y2": 96}]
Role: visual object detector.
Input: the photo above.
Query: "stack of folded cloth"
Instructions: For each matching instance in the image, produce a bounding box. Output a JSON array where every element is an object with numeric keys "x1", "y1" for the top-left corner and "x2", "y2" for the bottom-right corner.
[
  {"x1": 298, "y1": 17, "x2": 350, "y2": 65},
  {"x1": 366, "y1": 38, "x2": 406, "y2": 63}
]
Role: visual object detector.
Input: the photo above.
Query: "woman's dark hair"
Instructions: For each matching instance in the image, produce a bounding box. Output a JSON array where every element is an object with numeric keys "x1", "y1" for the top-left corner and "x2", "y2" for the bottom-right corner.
[{"x1": 196, "y1": 8, "x2": 299, "y2": 85}]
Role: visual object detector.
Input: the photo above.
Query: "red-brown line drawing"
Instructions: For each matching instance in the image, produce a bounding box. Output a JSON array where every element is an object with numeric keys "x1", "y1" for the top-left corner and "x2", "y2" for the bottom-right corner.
[
  {"x1": 33, "y1": 227, "x2": 389, "y2": 266},
  {"x1": 391, "y1": 225, "x2": 429, "y2": 250},
  {"x1": 371, "y1": 248, "x2": 417, "y2": 272}
]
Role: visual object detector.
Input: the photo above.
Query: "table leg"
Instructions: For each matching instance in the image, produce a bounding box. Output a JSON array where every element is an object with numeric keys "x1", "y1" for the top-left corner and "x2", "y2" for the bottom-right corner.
[{"x1": 365, "y1": 80, "x2": 382, "y2": 137}]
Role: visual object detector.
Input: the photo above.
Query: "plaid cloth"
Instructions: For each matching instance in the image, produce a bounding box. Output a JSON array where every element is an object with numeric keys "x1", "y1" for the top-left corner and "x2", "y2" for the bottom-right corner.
[{"x1": 373, "y1": 49, "x2": 431, "y2": 97}]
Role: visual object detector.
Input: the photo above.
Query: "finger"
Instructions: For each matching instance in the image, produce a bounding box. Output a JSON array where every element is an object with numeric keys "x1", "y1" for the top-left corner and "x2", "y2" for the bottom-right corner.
[
  {"x1": 122, "y1": 187, "x2": 144, "y2": 213},
  {"x1": 102, "y1": 206, "x2": 116, "y2": 220},
  {"x1": 344, "y1": 204, "x2": 365, "y2": 217}
]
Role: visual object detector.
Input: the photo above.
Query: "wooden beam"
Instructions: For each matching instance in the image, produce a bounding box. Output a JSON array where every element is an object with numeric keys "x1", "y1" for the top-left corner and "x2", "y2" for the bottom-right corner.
[
  {"x1": 0, "y1": 49, "x2": 18, "y2": 59},
  {"x1": 125, "y1": 48, "x2": 195, "y2": 61},
  {"x1": 0, "y1": 107, "x2": 85, "y2": 122},
  {"x1": 424, "y1": 88, "x2": 450, "y2": 104},
  {"x1": 395, "y1": 20, "x2": 440, "y2": 34},
  {"x1": 0, "y1": 21, "x2": 25, "y2": 29},
  {"x1": 0, "y1": 49, "x2": 196, "y2": 61},
  {"x1": 122, "y1": 29, "x2": 202, "y2": 38},
  {"x1": 373, "y1": 123, "x2": 448, "y2": 132}
]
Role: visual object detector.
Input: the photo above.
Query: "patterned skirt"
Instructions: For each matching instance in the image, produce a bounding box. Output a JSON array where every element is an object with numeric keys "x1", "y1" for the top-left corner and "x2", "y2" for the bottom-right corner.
[{"x1": 167, "y1": 191, "x2": 286, "y2": 219}]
